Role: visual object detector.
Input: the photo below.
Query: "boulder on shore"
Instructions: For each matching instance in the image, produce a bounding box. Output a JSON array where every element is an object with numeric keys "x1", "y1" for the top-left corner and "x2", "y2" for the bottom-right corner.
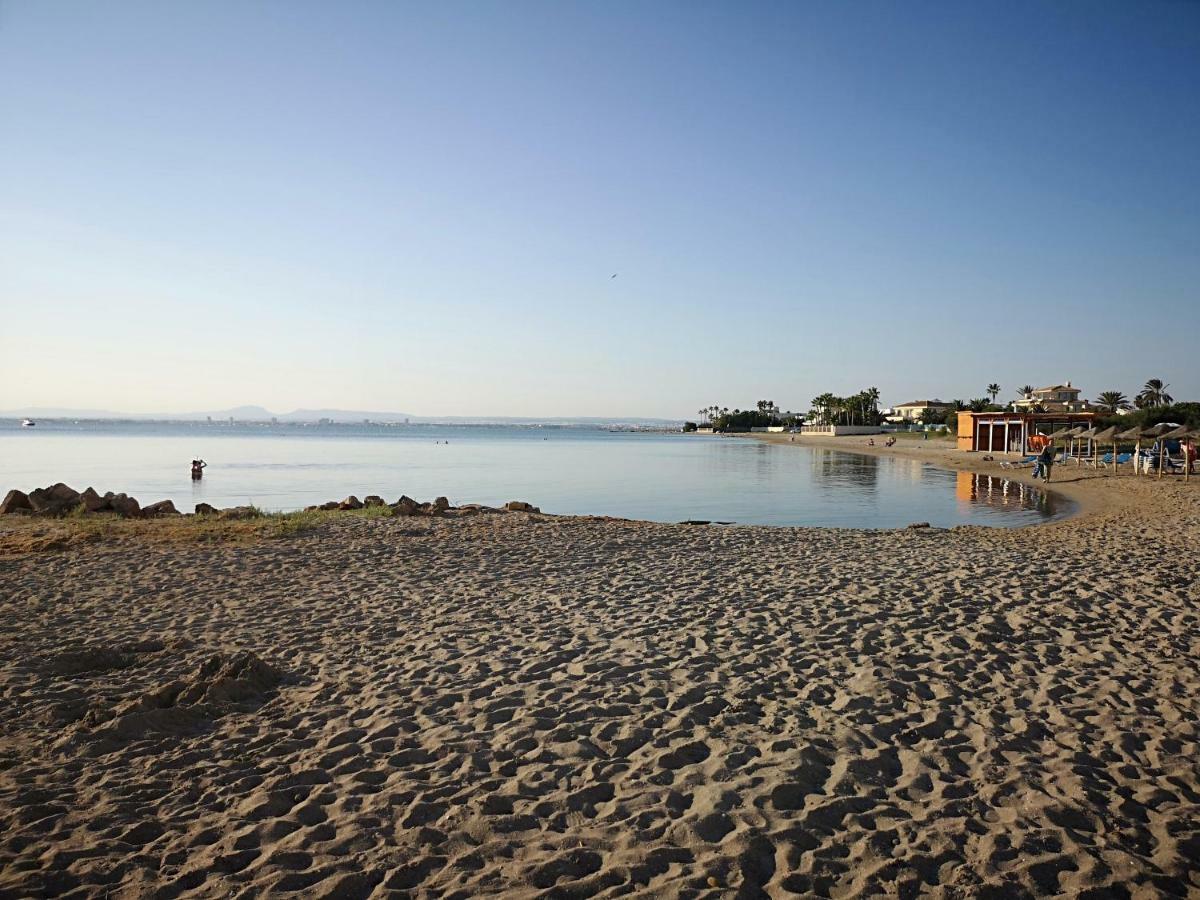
[
  {"x1": 142, "y1": 500, "x2": 179, "y2": 518},
  {"x1": 0, "y1": 489, "x2": 32, "y2": 515},
  {"x1": 81, "y1": 487, "x2": 108, "y2": 512},
  {"x1": 338, "y1": 495, "x2": 363, "y2": 511},
  {"x1": 392, "y1": 496, "x2": 419, "y2": 516},
  {"x1": 29, "y1": 483, "x2": 82, "y2": 516},
  {"x1": 363, "y1": 495, "x2": 386, "y2": 508},
  {"x1": 195, "y1": 502, "x2": 218, "y2": 515},
  {"x1": 108, "y1": 493, "x2": 142, "y2": 518},
  {"x1": 432, "y1": 496, "x2": 450, "y2": 512},
  {"x1": 504, "y1": 500, "x2": 540, "y2": 513}
]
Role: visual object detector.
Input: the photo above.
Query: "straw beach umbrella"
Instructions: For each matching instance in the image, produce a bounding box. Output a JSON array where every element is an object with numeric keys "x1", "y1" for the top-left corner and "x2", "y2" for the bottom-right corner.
[
  {"x1": 1091, "y1": 426, "x2": 1120, "y2": 475},
  {"x1": 1117, "y1": 425, "x2": 1147, "y2": 475},
  {"x1": 1075, "y1": 426, "x2": 1100, "y2": 468},
  {"x1": 1161, "y1": 425, "x2": 1197, "y2": 482},
  {"x1": 1049, "y1": 426, "x2": 1086, "y2": 465},
  {"x1": 1136, "y1": 423, "x2": 1177, "y2": 479}
]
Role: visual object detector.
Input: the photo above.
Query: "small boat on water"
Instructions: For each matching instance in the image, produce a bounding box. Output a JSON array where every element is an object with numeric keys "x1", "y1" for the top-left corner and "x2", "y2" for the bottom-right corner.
[{"x1": 21, "y1": 419, "x2": 35, "y2": 428}]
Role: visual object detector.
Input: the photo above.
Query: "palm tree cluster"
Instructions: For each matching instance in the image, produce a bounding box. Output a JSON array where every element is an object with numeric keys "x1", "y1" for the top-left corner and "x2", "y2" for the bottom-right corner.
[
  {"x1": 1089, "y1": 379, "x2": 1173, "y2": 413},
  {"x1": 809, "y1": 388, "x2": 881, "y2": 427},
  {"x1": 1136, "y1": 379, "x2": 1173, "y2": 408},
  {"x1": 697, "y1": 401, "x2": 800, "y2": 431},
  {"x1": 1094, "y1": 391, "x2": 1130, "y2": 414}
]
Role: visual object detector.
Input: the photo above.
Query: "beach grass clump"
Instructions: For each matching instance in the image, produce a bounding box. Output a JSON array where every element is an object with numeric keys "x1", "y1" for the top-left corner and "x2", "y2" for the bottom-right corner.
[{"x1": 0, "y1": 505, "x2": 401, "y2": 556}]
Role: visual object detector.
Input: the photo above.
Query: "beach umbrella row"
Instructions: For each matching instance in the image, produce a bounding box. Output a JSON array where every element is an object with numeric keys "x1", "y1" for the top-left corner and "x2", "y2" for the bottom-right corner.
[
  {"x1": 1035, "y1": 422, "x2": 1196, "y2": 480},
  {"x1": 1114, "y1": 422, "x2": 1196, "y2": 480}
]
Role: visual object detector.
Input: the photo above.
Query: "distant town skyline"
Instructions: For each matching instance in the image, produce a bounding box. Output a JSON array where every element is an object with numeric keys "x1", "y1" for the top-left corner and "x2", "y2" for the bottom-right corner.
[{"x1": 2, "y1": 1, "x2": 1197, "y2": 417}]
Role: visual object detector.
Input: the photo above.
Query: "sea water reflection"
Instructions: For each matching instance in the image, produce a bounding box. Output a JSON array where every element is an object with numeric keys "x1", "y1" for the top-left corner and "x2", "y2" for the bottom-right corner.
[
  {"x1": 0, "y1": 422, "x2": 1066, "y2": 528},
  {"x1": 955, "y1": 470, "x2": 1058, "y2": 517}
]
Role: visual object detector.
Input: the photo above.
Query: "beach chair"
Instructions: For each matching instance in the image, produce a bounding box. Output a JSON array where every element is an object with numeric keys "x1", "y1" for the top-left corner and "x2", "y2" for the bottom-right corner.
[
  {"x1": 1164, "y1": 454, "x2": 1187, "y2": 474},
  {"x1": 1098, "y1": 452, "x2": 1131, "y2": 469}
]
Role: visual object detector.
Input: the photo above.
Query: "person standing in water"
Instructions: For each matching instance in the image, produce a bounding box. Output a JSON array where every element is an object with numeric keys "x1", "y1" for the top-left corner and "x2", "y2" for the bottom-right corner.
[{"x1": 191, "y1": 459, "x2": 207, "y2": 480}]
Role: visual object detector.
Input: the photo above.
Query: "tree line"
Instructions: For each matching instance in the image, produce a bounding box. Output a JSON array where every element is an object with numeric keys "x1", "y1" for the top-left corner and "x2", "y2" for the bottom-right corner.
[{"x1": 690, "y1": 400, "x2": 803, "y2": 432}]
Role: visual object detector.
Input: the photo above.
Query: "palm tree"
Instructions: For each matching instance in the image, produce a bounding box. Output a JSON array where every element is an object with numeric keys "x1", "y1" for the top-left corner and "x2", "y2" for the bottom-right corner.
[
  {"x1": 987, "y1": 383, "x2": 1000, "y2": 404},
  {"x1": 1137, "y1": 379, "x2": 1173, "y2": 408},
  {"x1": 1094, "y1": 391, "x2": 1130, "y2": 414},
  {"x1": 1017, "y1": 385, "x2": 1034, "y2": 399},
  {"x1": 865, "y1": 387, "x2": 881, "y2": 424},
  {"x1": 969, "y1": 398, "x2": 989, "y2": 413}
]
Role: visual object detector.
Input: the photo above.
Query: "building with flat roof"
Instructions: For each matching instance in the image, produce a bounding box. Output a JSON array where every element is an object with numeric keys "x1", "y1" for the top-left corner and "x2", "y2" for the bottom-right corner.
[{"x1": 957, "y1": 410, "x2": 1096, "y2": 454}]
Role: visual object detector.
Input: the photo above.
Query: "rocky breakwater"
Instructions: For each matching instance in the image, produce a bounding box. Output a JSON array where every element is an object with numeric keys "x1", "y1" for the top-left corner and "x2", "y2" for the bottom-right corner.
[
  {"x1": 303, "y1": 495, "x2": 542, "y2": 518},
  {"x1": 0, "y1": 484, "x2": 179, "y2": 519},
  {"x1": 0, "y1": 484, "x2": 542, "y2": 521}
]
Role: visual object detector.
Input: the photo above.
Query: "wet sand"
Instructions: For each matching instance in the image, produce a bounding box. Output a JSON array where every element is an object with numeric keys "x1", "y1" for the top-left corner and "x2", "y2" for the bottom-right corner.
[{"x1": 1, "y1": 444, "x2": 1198, "y2": 897}]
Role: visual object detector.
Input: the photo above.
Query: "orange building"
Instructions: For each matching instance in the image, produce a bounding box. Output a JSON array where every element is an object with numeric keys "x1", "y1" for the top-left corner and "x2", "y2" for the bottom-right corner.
[{"x1": 957, "y1": 411, "x2": 1096, "y2": 454}]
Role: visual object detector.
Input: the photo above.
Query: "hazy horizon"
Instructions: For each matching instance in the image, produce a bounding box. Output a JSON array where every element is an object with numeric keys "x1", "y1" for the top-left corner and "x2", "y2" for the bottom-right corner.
[{"x1": 2, "y1": 1, "x2": 1197, "y2": 417}]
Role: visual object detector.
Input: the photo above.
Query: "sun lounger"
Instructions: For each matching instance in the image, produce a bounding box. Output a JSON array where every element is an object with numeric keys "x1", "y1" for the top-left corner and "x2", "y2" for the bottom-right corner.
[{"x1": 1097, "y1": 452, "x2": 1132, "y2": 469}]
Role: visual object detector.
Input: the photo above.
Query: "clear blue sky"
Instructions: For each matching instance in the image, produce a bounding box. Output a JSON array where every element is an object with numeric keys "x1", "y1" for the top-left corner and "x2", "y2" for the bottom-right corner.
[{"x1": 2, "y1": 1, "x2": 1197, "y2": 417}]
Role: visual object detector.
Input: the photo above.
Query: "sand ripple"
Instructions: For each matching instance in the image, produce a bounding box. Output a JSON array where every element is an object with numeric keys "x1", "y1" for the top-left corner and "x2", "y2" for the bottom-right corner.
[{"x1": 1, "y1": 492, "x2": 1198, "y2": 896}]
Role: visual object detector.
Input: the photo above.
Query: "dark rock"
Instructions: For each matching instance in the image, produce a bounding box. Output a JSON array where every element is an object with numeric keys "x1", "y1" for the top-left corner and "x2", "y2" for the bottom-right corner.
[
  {"x1": 505, "y1": 500, "x2": 540, "y2": 513},
  {"x1": 906, "y1": 522, "x2": 931, "y2": 529},
  {"x1": 0, "y1": 489, "x2": 32, "y2": 515},
  {"x1": 195, "y1": 502, "x2": 218, "y2": 515},
  {"x1": 81, "y1": 487, "x2": 108, "y2": 512},
  {"x1": 29, "y1": 483, "x2": 82, "y2": 516},
  {"x1": 108, "y1": 493, "x2": 142, "y2": 518},
  {"x1": 392, "y1": 496, "x2": 419, "y2": 516},
  {"x1": 338, "y1": 496, "x2": 363, "y2": 511},
  {"x1": 432, "y1": 496, "x2": 450, "y2": 511},
  {"x1": 142, "y1": 500, "x2": 179, "y2": 518},
  {"x1": 318, "y1": 501, "x2": 339, "y2": 511},
  {"x1": 363, "y1": 495, "x2": 386, "y2": 508}
]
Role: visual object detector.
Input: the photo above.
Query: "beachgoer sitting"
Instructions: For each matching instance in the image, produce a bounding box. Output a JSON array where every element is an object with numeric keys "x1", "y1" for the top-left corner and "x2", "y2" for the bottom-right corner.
[{"x1": 868, "y1": 438, "x2": 875, "y2": 446}]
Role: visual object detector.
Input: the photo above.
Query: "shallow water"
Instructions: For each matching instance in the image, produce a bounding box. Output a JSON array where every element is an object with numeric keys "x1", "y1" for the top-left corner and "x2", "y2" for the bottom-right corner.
[{"x1": 0, "y1": 421, "x2": 1065, "y2": 527}]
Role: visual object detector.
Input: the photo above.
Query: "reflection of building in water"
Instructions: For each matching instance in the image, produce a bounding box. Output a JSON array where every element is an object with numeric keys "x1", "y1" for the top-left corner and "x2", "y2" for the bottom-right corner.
[
  {"x1": 955, "y1": 471, "x2": 1054, "y2": 515},
  {"x1": 811, "y1": 449, "x2": 879, "y2": 491}
]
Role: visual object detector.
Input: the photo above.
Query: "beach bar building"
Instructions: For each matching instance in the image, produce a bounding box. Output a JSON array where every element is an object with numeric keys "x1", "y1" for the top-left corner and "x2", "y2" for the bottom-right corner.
[{"x1": 957, "y1": 410, "x2": 1096, "y2": 454}]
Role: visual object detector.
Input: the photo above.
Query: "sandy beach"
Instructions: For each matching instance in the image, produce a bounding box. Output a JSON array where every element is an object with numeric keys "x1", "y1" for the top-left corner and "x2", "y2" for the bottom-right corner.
[{"x1": 1, "y1": 442, "x2": 1198, "y2": 897}]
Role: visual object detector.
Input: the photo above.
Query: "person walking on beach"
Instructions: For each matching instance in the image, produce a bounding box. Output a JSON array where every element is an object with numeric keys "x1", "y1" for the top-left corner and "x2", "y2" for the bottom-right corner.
[{"x1": 1037, "y1": 444, "x2": 1055, "y2": 482}]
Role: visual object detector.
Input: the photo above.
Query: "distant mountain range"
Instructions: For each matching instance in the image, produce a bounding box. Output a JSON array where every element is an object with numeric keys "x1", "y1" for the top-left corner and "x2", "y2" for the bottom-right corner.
[{"x1": 1, "y1": 406, "x2": 682, "y2": 427}]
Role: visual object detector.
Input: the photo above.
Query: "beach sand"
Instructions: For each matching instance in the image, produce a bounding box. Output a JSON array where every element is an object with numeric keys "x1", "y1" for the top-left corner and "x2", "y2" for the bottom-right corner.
[{"x1": 1, "y1": 444, "x2": 1198, "y2": 897}]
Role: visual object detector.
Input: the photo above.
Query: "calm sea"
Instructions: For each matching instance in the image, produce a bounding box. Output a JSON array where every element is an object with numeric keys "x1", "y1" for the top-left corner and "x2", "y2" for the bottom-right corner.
[{"x1": 0, "y1": 420, "x2": 1064, "y2": 528}]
